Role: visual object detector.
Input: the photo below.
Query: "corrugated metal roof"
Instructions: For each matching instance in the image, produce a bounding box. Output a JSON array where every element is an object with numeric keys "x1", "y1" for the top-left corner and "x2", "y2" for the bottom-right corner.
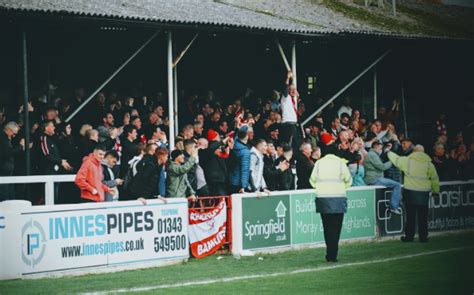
[{"x1": 0, "y1": 0, "x2": 465, "y2": 39}]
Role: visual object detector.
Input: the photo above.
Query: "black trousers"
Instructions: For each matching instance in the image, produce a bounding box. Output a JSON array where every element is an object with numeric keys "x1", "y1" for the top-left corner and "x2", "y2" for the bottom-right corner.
[
  {"x1": 405, "y1": 202, "x2": 429, "y2": 239},
  {"x1": 320, "y1": 213, "x2": 344, "y2": 261},
  {"x1": 280, "y1": 123, "x2": 298, "y2": 147}
]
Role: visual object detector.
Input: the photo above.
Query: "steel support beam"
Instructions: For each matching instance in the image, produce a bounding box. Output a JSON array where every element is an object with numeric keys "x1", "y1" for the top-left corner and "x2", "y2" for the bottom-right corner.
[
  {"x1": 291, "y1": 40, "x2": 297, "y2": 89},
  {"x1": 173, "y1": 33, "x2": 199, "y2": 68},
  {"x1": 302, "y1": 50, "x2": 391, "y2": 126},
  {"x1": 65, "y1": 30, "x2": 160, "y2": 122},
  {"x1": 275, "y1": 39, "x2": 291, "y2": 71},
  {"x1": 401, "y1": 80, "x2": 408, "y2": 137}
]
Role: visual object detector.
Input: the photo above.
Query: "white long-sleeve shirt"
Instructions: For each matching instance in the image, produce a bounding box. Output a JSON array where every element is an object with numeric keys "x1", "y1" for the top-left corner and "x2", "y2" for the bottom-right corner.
[{"x1": 281, "y1": 94, "x2": 298, "y2": 123}]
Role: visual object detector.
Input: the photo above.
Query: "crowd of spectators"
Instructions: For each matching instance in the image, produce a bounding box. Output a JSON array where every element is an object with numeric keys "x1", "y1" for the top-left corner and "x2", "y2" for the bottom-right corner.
[{"x1": 0, "y1": 71, "x2": 472, "y2": 204}]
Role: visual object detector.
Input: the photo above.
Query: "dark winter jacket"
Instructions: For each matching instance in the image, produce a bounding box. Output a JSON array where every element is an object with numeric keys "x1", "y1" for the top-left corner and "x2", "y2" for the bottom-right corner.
[
  {"x1": 229, "y1": 139, "x2": 250, "y2": 189},
  {"x1": 128, "y1": 154, "x2": 160, "y2": 199},
  {"x1": 296, "y1": 152, "x2": 315, "y2": 189},
  {"x1": 263, "y1": 155, "x2": 283, "y2": 191},
  {"x1": 37, "y1": 133, "x2": 63, "y2": 174},
  {"x1": 0, "y1": 131, "x2": 23, "y2": 176},
  {"x1": 202, "y1": 140, "x2": 228, "y2": 184},
  {"x1": 275, "y1": 156, "x2": 294, "y2": 191}
]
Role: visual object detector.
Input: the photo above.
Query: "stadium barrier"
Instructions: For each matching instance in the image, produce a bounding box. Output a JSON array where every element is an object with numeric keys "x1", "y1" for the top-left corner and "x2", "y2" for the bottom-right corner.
[
  {"x1": 1, "y1": 178, "x2": 473, "y2": 279},
  {"x1": 231, "y1": 187, "x2": 378, "y2": 256},
  {"x1": 0, "y1": 174, "x2": 75, "y2": 205},
  {"x1": 0, "y1": 198, "x2": 189, "y2": 280},
  {"x1": 376, "y1": 180, "x2": 474, "y2": 236},
  {"x1": 231, "y1": 180, "x2": 474, "y2": 256}
]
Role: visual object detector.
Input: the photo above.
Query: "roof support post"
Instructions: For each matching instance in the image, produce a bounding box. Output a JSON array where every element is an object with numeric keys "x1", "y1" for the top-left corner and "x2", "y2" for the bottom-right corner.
[
  {"x1": 173, "y1": 66, "x2": 178, "y2": 137},
  {"x1": 302, "y1": 50, "x2": 391, "y2": 126},
  {"x1": 167, "y1": 31, "x2": 175, "y2": 150},
  {"x1": 373, "y1": 68, "x2": 378, "y2": 120},
  {"x1": 275, "y1": 39, "x2": 291, "y2": 71},
  {"x1": 291, "y1": 40, "x2": 297, "y2": 89},
  {"x1": 65, "y1": 30, "x2": 160, "y2": 123},
  {"x1": 21, "y1": 29, "x2": 31, "y2": 176}
]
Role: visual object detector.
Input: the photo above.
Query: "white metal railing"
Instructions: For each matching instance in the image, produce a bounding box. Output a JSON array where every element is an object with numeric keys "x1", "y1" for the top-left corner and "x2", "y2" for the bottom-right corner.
[{"x1": 0, "y1": 174, "x2": 75, "y2": 205}]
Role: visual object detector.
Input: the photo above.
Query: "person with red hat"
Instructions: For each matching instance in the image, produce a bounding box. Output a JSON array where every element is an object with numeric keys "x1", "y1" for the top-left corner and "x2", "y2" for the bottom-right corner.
[{"x1": 201, "y1": 129, "x2": 234, "y2": 196}]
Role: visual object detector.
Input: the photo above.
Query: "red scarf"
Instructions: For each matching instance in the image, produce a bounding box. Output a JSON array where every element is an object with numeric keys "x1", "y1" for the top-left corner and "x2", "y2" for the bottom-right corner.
[{"x1": 291, "y1": 95, "x2": 299, "y2": 119}]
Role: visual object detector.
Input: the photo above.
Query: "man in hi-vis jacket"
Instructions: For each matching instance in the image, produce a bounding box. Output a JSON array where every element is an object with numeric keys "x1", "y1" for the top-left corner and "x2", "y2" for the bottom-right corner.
[
  {"x1": 388, "y1": 145, "x2": 440, "y2": 243},
  {"x1": 310, "y1": 146, "x2": 352, "y2": 263}
]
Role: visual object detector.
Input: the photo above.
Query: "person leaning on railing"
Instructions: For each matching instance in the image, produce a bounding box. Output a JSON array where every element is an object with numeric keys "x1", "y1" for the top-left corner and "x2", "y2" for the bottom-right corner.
[{"x1": 75, "y1": 144, "x2": 112, "y2": 203}]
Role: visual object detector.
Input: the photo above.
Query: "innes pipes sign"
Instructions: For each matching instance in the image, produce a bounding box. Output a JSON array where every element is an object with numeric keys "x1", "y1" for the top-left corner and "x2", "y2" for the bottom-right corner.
[
  {"x1": 232, "y1": 188, "x2": 376, "y2": 255},
  {"x1": 0, "y1": 199, "x2": 189, "y2": 279}
]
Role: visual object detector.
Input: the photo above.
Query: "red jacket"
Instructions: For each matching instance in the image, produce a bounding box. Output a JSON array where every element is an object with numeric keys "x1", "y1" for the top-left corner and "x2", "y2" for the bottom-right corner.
[{"x1": 75, "y1": 153, "x2": 111, "y2": 202}]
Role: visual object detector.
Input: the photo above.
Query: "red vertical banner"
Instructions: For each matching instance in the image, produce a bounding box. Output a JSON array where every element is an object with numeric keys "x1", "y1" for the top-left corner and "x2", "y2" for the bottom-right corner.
[{"x1": 188, "y1": 198, "x2": 227, "y2": 258}]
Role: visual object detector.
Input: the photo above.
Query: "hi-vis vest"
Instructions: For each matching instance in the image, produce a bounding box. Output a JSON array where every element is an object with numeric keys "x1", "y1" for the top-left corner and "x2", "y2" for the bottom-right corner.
[
  {"x1": 388, "y1": 151, "x2": 440, "y2": 193},
  {"x1": 309, "y1": 154, "x2": 352, "y2": 197}
]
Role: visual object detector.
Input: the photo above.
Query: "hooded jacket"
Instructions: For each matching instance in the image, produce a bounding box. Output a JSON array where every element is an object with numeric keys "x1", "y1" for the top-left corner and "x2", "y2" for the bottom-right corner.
[
  {"x1": 75, "y1": 153, "x2": 111, "y2": 202},
  {"x1": 388, "y1": 151, "x2": 440, "y2": 193},
  {"x1": 128, "y1": 154, "x2": 160, "y2": 199},
  {"x1": 202, "y1": 140, "x2": 228, "y2": 184}
]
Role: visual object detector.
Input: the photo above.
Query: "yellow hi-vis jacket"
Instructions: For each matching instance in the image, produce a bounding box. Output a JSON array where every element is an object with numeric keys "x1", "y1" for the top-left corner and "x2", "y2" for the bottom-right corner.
[
  {"x1": 309, "y1": 154, "x2": 352, "y2": 197},
  {"x1": 387, "y1": 151, "x2": 440, "y2": 193}
]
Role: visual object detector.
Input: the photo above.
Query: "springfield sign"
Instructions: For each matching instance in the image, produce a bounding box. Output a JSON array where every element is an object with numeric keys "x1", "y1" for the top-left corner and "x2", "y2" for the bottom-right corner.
[
  {"x1": 233, "y1": 188, "x2": 376, "y2": 254},
  {"x1": 0, "y1": 199, "x2": 189, "y2": 280}
]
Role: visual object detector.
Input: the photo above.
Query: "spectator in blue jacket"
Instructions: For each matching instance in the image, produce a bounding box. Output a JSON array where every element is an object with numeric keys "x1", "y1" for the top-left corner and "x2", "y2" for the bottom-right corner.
[{"x1": 229, "y1": 127, "x2": 250, "y2": 194}]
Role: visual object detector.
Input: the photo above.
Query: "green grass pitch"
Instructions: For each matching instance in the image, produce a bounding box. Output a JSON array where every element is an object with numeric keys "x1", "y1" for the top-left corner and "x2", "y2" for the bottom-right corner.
[{"x1": 1, "y1": 231, "x2": 473, "y2": 294}]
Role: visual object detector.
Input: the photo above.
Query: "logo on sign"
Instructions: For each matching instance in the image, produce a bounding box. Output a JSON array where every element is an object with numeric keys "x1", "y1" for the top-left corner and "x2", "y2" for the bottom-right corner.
[
  {"x1": 21, "y1": 219, "x2": 47, "y2": 268},
  {"x1": 206, "y1": 219, "x2": 216, "y2": 230},
  {"x1": 377, "y1": 190, "x2": 403, "y2": 234},
  {"x1": 275, "y1": 201, "x2": 287, "y2": 218},
  {"x1": 244, "y1": 200, "x2": 287, "y2": 241}
]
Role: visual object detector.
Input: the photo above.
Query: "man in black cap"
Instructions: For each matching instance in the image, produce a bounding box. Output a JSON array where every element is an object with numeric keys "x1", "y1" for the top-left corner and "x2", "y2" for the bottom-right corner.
[{"x1": 166, "y1": 148, "x2": 197, "y2": 201}]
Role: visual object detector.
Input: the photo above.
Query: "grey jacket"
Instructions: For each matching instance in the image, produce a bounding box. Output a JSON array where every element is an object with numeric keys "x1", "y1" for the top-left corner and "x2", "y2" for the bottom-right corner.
[
  {"x1": 364, "y1": 149, "x2": 392, "y2": 184},
  {"x1": 165, "y1": 156, "x2": 197, "y2": 198}
]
